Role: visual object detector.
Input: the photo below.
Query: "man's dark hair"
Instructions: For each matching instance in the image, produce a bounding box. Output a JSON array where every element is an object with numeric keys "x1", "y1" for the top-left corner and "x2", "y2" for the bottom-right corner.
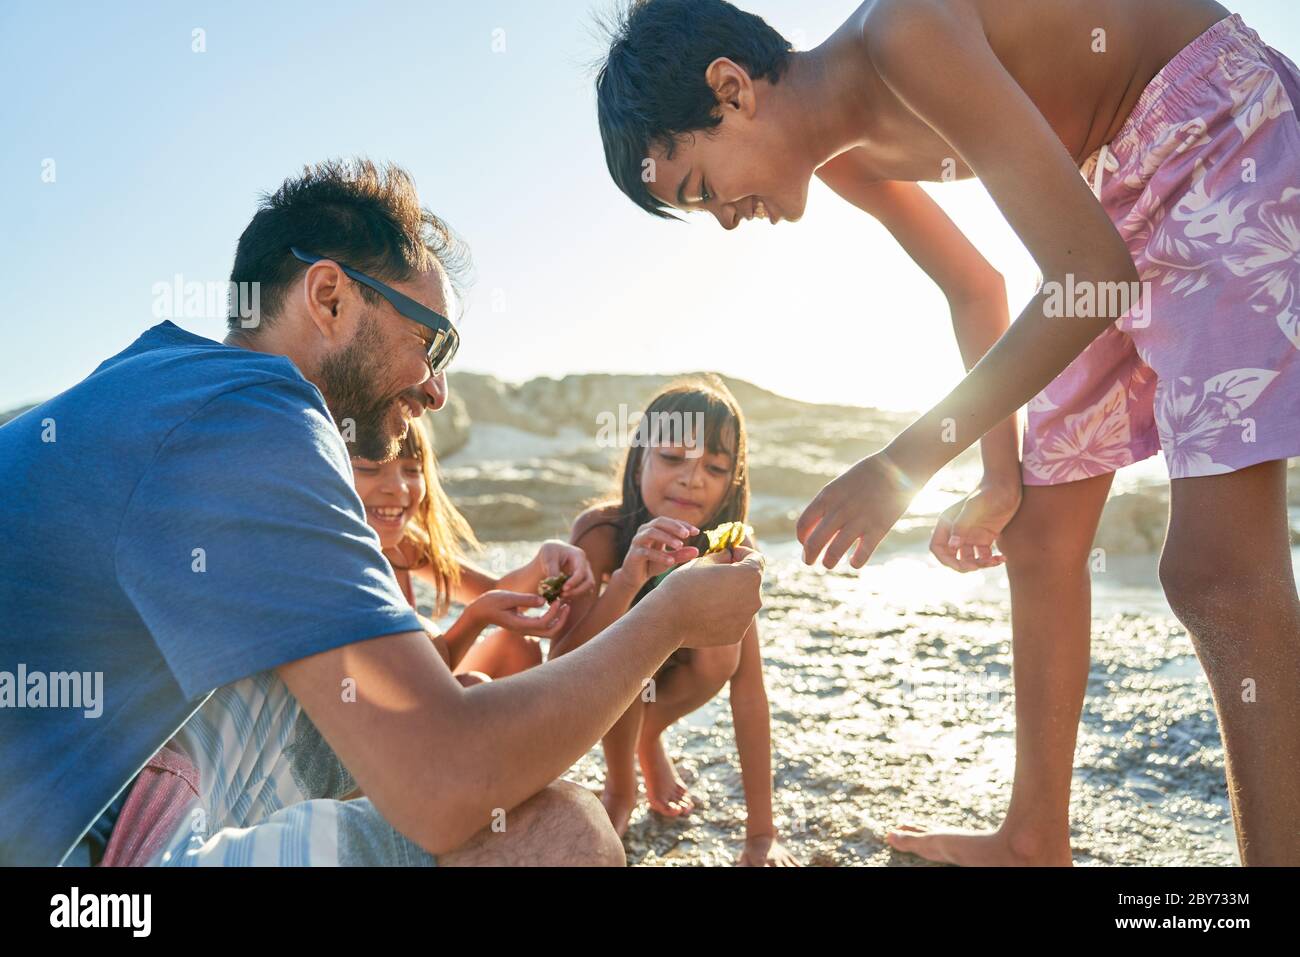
[
  {"x1": 595, "y1": 0, "x2": 792, "y2": 219},
  {"x1": 228, "y1": 158, "x2": 471, "y2": 332}
]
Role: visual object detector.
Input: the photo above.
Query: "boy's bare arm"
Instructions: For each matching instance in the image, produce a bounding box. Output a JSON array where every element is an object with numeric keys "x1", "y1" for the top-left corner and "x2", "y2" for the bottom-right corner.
[
  {"x1": 814, "y1": 169, "x2": 1020, "y2": 481},
  {"x1": 799, "y1": 0, "x2": 1137, "y2": 569},
  {"x1": 276, "y1": 550, "x2": 764, "y2": 856},
  {"x1": 813, "y1": 168, "x2": 1003, "y2": 304},
  {"x1": 867, "y1": 0, "x2": 1136, "y2": 471}
]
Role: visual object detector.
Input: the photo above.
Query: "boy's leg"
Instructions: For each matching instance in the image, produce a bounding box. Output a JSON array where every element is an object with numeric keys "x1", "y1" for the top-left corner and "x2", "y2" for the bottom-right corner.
[
  {"x1": 638, "y1": 642, "x2": 744, "y2": 817},
  {"x1": 890, "y1": 472, "x2": 1113, "y2": 865},
  {"x1": 1159, "y1": 459, "x2": 1300, "y2": 865},
  {"x1": 599, "y1": 698, "x2": 644, "y2": 836}
]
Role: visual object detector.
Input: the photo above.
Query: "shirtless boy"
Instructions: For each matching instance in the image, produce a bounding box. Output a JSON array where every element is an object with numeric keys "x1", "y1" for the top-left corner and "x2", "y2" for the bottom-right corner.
[{"x1": 595, "y1": 0, "x2": 1300, "y2": 864}]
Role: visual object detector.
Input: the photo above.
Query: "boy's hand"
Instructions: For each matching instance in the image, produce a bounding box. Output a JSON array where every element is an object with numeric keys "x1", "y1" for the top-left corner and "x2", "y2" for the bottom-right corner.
[
  {"x1": 646, "y1": 546, "x2": 764, "y2": 649},
  {"x1": 535, "y1": 541, "x2": 596, "y2": 599},
  {"x1": 929, "y1": 480, "x2": 1022, "y2": 572},
  {"x1": 796, "y1": 452, "x2": 918, "y2": 569},
  {"x1": 738, "y1": 834, "x2": 798, "y2": 867}
]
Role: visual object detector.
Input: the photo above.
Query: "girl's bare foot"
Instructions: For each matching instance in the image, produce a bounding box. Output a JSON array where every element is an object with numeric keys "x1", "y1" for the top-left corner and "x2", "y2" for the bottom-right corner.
[
  {"x1": 600, "y1": 788, "x2": 637, "y2": 837},
  {"x1": 637, "y1": 734, "x2": 694, "y2": 818},
  {"x1": 886, "y1": 824, "x2": 1072, "y2": 866}
]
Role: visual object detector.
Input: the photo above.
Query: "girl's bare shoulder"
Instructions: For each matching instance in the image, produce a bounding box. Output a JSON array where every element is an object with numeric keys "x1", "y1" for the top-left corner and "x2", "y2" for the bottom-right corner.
[{"x1": 570, "y1": 503, "x2": 623, "y2": 557}]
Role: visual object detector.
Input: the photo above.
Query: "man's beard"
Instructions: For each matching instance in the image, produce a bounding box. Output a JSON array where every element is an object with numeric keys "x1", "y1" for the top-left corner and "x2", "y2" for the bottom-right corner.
[{"x1": 317, "y1": 320, "x2": 411, "y2": 462}]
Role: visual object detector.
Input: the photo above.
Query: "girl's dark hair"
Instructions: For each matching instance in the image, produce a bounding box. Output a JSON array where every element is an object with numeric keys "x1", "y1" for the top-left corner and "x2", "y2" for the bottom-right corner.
[
  {"x1": 590, "y1": 376, "x2": 750, "y2": 603},
  {"x1": 228, "y1": 157, "x2": 471, "y2": 332},
  {"x1": 595, "y1": 0, "x2": 792, "y2": 219}
]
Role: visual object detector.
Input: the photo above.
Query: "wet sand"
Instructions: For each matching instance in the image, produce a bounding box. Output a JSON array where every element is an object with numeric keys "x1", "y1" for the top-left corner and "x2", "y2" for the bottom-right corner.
[{"x1": 435, "y1": 539, "x2": 1259, "y2": 867}]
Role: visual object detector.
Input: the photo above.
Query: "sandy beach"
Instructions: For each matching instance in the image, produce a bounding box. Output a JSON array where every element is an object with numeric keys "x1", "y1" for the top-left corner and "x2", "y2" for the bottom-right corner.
[
  {"x1": 444, "y1": 538, "x2": 1255, "y2": 866},
  {"x1": 414, "y1": 370, "x2": 1300, "y2": 866}
]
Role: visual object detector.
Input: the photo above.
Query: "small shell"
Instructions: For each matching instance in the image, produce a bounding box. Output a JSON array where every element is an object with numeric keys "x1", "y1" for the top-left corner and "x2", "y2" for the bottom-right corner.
[{"x1": 538, "y1": 574, "x2": 569, "y2": 602}]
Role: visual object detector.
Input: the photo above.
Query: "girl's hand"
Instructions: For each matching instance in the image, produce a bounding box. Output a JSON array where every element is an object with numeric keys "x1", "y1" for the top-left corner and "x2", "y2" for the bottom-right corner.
[
  {"x1": 618, "y1": 516, "x2": 700, "y2": 591},
  {"x1": 467, "y1": 590, "x2": 571, "y2": 639},
  {"x1": 535, "y1": 541, "x2": 595, "y2": 600},
  {"x1": 929, "y1": 479, "x2": 1022, "y2": 572},
  {"x1": 738, "y1": 834, "x2": 798, "y2": 867}
]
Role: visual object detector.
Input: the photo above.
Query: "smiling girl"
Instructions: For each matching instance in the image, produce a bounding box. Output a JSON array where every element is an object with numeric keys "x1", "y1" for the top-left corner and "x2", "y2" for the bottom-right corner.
[
  {"x1": 550, "y1": 377, "x2": 794, "y2": 866},
  {"x1": 351, "y1": 421, "x2": 594, "y2": 682}
]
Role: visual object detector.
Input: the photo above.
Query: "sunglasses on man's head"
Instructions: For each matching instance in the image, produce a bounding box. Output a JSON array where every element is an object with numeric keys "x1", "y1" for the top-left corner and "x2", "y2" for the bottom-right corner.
[{"x1": 289, "y1": 247, "x2": 460, "y2": 375}]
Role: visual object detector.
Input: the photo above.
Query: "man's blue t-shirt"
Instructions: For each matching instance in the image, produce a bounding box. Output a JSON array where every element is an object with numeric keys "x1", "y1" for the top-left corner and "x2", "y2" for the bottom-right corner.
[{"x1": 0, "y1": 322, "x2": 423, "y2": 865}]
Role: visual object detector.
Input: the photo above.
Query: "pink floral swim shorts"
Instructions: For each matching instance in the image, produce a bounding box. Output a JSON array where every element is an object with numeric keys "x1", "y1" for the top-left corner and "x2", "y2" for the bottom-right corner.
[{"x1": 1022, "y1": 14, "x2": 1300, "y2": 485}]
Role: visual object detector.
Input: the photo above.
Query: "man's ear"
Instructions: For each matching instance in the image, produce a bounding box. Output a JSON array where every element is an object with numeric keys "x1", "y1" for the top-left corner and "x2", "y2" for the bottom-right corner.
[
  {"x1": 301, "y1": 261, "x2": 349, "y2": 344},
  {"x1": 704, "y1": 57, "x2": 757, "y2": 118}
]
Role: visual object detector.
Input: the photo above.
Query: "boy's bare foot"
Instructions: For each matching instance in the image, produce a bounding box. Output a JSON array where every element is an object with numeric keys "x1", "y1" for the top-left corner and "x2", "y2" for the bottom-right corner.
[
  {"x1": 886, "y1": 824, "x2": 1072, "y2": 866},
  {"x1": 600, "y1": 788, "x2": 637, "y2": 837},
  {"x1": 637, "y1": 734, "x2": 694, "y2": 818}
]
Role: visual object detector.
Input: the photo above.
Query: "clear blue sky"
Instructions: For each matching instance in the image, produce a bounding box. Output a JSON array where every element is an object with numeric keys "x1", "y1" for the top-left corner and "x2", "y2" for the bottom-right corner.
[{"x1": 2, "y1": 1, "x2": 1296, "y2": 413}]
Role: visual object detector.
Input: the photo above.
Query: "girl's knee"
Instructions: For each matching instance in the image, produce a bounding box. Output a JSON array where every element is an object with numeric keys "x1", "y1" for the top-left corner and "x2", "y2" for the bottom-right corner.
[
  {"x1": 497, "y1": 636, "x2": 542, "y2": 677},
  {"x1": 518, "y1": 636, "x2": 544, "y2": 669},
  {"x1": 475, "y1": 630, "x2": 543, "y2": 677},
  {"x1": 689, "y1": 644, "x2": 741, "y2": 684}
]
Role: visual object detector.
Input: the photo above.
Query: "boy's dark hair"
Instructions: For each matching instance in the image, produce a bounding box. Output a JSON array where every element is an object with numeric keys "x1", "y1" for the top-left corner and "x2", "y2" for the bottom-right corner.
[
  {"x1": 595, "y1": 0, "x2": 792, "y2": 219},
  {"x1": 228, "y1": 157, "x2": 471, "y2": 332}
]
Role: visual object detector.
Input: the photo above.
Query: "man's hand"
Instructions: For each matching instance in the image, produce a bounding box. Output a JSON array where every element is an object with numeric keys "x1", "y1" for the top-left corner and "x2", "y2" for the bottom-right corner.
[
  {"x1": 929, "y1": 479, "x2": 1021, "y2": 572},
  {"x1": 644, "y1": 546, "x2": 765, "y2": 649},
  {"x1": 796, "y1": 452, "x2": 919, "y2": 570}
]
